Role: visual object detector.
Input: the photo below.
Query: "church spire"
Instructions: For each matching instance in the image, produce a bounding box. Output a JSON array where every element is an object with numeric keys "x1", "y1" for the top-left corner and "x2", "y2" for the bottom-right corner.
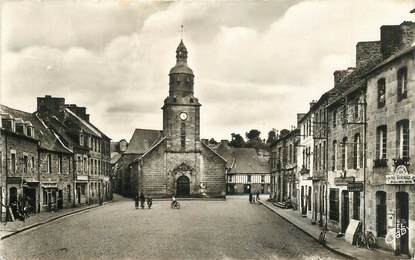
[{"x1": 176, "y1": 39, "x2": 188, "y2": 63}]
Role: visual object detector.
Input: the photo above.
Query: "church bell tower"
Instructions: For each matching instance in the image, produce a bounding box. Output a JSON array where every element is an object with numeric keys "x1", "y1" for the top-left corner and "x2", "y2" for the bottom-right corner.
[{"x1": 162, "y1": 40, "x2": 201, "y2": 152}]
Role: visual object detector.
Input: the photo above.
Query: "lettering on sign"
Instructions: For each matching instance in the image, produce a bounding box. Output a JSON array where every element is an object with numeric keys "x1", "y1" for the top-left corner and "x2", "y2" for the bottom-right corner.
[{"x1": 386, "y1": 164, "x2": 415, "y2": 185}]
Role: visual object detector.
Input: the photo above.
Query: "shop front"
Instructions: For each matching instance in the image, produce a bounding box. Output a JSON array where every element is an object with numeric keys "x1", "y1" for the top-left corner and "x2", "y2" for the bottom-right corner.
[
  {"x1": 41, "y1": 182, "x2": 58, "y2": 212},
  {"x1": 76, "y1": 175, "x2": 88, "y2": 205}
]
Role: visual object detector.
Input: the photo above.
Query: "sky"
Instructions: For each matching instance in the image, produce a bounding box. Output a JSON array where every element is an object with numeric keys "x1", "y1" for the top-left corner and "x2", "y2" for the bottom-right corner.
[{"x1": 1, "y1": 0, "x2": 414, "y2": 142}]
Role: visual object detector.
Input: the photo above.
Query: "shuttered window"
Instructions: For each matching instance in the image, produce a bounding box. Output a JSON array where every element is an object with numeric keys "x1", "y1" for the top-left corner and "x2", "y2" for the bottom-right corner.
[
  {"x1": 329, "y1": 188, "x2": 339, "y2": 222},
  {"x1": 376, "y1": 191, "x2": 387, "y2": 237}
]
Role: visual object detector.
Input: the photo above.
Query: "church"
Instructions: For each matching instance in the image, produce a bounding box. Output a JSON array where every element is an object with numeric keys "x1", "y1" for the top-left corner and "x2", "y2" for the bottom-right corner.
[{"x1": 113, "y1": 40, "x2": 227, "y2": 198}]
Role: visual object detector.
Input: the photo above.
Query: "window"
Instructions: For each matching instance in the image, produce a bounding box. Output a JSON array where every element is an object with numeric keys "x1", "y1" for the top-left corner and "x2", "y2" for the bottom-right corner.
[
  {"x1": 261, "y1": 175, "x2": 265, "y2": 183},
  {"x1": 84, "y1": 157, "x2": 87, "y2": 173},
  {"x1": 80, "y1": 133, "x2": 84, "y2": 146},
  {"x1": 23, "y1": 155, "x2": 28, "y2": 174},
  {"x1": 352, "y1": 104, "x2": 357, "y2": 120},
  {"x1": 180, "y1": 122, "x2": 186, "y2": 149},
  {"x1": 353, "y1": 192, "x2": 360, "y2": 220},
  {"x1": 43, "y1": 190, "x2": 48, "y2": 205},
  {"x1": 396, "y1": 119, "x2": 409, "y2": 160},
  {"x1": 27, "y1": 127, "x2": 32, "y2": 137},
  {"x1": 11, "y1": 153, "x2": 16, "y2": 173},
  {"x1": 323, "y1": 141, "x2": 326, "y2": 170},
  {"x1": 377, "y1": 78, "x2": 386, "y2": 108},
  {"x1": 341, "y1": 137, "x2": 348, "y2": 170},
  {"x1": 47, "y1": 154, "x2": 52, "y2": 173},
  {"x1": 58, "y1": 155, "x2": 62, "y2": 173},
  {"x1": 376, "y1": 126, "x2": 387, "y2": 159},
  {"x1": 332, "y1": 110, "x2": 337, "y2": 128},
  {"x1": 31, "y1": 157, "x2": 35, "y2": 169},
  {"x1": 397, "y1": 67, "x2": 407, "y2": 101},
  {"x1": 376, "y1": 191, "x2": 387, "y2": 237},
  {"x1": 247, "y1": 175, "x2": 251, "y2": 183},
  {"x1": 329, "y1": 188, "x2": 339, "y2": 222},
  {"x1": 353, "y1": 134, "x2": 361, "y2": 169},
  {"x1": 289, "y1": 144, "x2": 293, "y2": 163},
  {"x1": 332, "y1": 140, "x2": 337, "y2": 170}
]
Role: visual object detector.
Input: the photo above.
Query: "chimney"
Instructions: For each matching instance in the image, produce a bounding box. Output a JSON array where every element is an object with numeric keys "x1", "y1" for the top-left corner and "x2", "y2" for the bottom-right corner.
[
  {"x1": 356, "y1": 41, "x2": 382, "y2": 68},
  {"x1": 333, "y1": 70, "x2": 351, "y2": 86},
  {"x1": 399, "y1": 21, "x2": 415, "y2": 50},
  {"x1": 310, "y1": 100, "x2": 317, "y2": 110},
  {"x1": 37, "y1": 95, "x2": 65, "y2": 115},
  {"x1": 65, "y1": 105, "x2": 90, "y2": 122},
  {"x1": 380, "y1": 22, "x2": 415, "y2": 60}
]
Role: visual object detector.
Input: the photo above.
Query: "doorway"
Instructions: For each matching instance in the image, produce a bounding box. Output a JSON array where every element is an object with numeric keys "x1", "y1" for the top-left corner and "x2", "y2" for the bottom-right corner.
[
  {"x1": 23, "y1": 187, "x2": 36, "y2": 213},
  {"x1": 58, "y1": 190, "x2": 63, "y2": 209},
  {"x1": 396, "y1": 192, "x2": 409, "y2": 255},
  {"x1": 341, "y1": 190, "x2": 349, "y2": 233},
  {"x1": 77, "y1": 187, "x2": 81, "y2": 204},
  {"x1": 176, "y1": 176, "x2": 190, "y2": 197}
]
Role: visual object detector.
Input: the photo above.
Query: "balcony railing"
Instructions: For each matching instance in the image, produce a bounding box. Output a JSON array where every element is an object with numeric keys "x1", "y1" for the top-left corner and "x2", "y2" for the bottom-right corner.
[
  {"x1": 393, "y1": 157, "x2": 410, "y2": 167},
  {"x1": 373, "y1": 158, "x2": 388, "y2": 168}
]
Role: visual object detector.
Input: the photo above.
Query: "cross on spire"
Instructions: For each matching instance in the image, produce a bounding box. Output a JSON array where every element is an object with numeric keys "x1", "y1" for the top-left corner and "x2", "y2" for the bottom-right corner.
[{"x1": 179, "y1": 25, "x2": 184, "y2": 39}]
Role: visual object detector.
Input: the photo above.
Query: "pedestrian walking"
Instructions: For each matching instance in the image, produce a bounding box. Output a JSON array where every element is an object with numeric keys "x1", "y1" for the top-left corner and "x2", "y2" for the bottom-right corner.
[
  {"x1": 147, "y1": 195, "x2": 152, "y2": 209},
  {"x1": 139, "y1": 192, "x2": 145, "y2": 209},
  {"x1": 135, "y1": 194, "x2": 139, "y2": 209},
  {"x1": 256, "y1": 191, "x2": 260, "y2": 201},
  {"x1": 249, "y1": 192, "x2": 252, "y2": 204},
  {"x1": 252, "y1": 193, "x2": 256, "y2": 203}
]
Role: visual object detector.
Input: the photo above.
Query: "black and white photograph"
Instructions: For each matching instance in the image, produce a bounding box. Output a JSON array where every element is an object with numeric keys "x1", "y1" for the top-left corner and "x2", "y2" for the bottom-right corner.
[{"x1": 0, "y1": 0, "x2": 414, "y2": 259}]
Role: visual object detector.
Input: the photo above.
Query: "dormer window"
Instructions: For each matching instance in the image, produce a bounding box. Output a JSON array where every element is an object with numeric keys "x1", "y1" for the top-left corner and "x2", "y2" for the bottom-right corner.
[
  {"x1": 15, "y1": 118, "x2": 25, "y2": 134},
  {"x1": 2, "y1": 114, "x2": 15, "y2": 132},
  {"x1": 190, "y1": 98, "x2": 194, "y2": 103},
  {"x1": 27, "y1": 127, "x2": 32, "y2": 137},
  {"x1": 25, "y1": 121, "x2": 33, "y2": 137},
  {"x1": 80, "y1": 132, "x2": 84, "y2": 146}
]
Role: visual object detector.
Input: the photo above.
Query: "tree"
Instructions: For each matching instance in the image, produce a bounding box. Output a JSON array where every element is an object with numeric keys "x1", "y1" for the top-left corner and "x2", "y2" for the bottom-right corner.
[
  {"x1": 229, "y1": 133, "x2": 245, "y2": 148},
  {"x1": 245, "y1": 129, "x2": 261, "y2": 142},
  {"x1": 208, "y1": 138, "x2": 218, "y2": 145},
  {"x1": 266, "y1": 129, "x2": 277, "y2": 144}
]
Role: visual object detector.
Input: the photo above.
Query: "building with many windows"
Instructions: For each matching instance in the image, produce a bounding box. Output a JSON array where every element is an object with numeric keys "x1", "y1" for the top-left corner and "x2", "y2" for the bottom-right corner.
[
  {"x1": 216, "y1": 140, "x2": 270, "y2": 195},
  {"x1": 365, "y1": 21, "x2": 415, "y2": 255},
  {"x1": 270, "y1": 129, "x2": 299, "y2": 208}
]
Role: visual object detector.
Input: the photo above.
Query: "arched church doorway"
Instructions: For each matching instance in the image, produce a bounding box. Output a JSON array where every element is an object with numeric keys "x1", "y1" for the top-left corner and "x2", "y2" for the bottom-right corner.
[{"x1": 176, "y1": 176, "x2": 190, "y2": 197}]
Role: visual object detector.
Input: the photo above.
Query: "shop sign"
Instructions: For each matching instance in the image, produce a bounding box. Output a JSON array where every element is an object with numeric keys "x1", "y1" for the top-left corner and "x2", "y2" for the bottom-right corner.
[
  {"x1": 7, "y1": 177, "x2": 22, "y2": 184},
  {"x1": 386, "y1": 165, "x2": 415, "y2": 184},
  {"x1": 42, "y1": 182, "x2": 58, "y2": 189},
  {"x1": 347, "y1": 182, "x2": 363, "y2": 192},
  {"x1": 334, "y1": 176, "x2": 355, "y2": 186},
  {"x1": 77, "y1": 175, "x2": 88, "y2": 181}
]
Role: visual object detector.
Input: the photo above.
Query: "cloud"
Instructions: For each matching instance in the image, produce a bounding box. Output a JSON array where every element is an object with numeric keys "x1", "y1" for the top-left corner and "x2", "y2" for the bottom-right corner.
[{"x1": 1, "y1": 0, "x2": 414, "y2": 142}]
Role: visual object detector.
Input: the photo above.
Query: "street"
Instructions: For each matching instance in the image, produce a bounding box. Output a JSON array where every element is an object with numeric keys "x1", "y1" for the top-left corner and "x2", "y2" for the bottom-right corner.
[{"x1": 1, "y1": 196, "x2": 344, "y2": 260}]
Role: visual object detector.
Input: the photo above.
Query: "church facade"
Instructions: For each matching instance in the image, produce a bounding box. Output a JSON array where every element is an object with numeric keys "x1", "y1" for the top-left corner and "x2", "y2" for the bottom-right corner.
[{"x1": 119, "y1": 40, "x2": 226, "y2": 198}]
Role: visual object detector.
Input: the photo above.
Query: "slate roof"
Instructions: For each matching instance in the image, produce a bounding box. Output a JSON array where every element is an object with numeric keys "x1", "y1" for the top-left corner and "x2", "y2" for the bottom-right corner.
[
  {"x1": 124, "y1": 129, "x2": 163, "y2": 154},
  {"x1": 0, "y1": 104, "x2": 72, "y2": 154},
  {"x1": 216, "y1": 145, "x2": 268, "y2": 174},
  {"x1": 327, "y1": 57, "x2": 382, "y2": 108}
]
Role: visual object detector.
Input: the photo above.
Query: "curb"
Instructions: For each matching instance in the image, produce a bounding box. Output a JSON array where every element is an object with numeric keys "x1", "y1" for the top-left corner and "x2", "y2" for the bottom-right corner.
[
  {"x1": 259, "y1": 201, "x2": 356, "y2": 260},
  {"x1": 1, "y1": 203, "x2": 109, "y2": 240}
]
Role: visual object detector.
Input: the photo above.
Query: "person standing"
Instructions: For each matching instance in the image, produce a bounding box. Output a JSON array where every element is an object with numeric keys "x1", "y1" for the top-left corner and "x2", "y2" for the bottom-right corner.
[
  {"x1": 135, "y1": 194, "x2": 139, "y2": 209},
  {"x1": 249, "y1": 192, "x2": 253, "y2": 204},
  {"x1": 147, "y1": 195, "x2": 153, "y2": 209},
  {"x1": 139, "y1": 192, "x2": 145, "y2": 209},
  {"x1": 256, "y1": 191, "x2": 260, "y2": 201}
]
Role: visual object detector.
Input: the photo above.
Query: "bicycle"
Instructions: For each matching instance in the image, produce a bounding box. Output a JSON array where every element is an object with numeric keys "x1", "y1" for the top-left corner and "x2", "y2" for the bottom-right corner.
[
  {"x1": 356, "y1": 230, "x2": 376, "y2": 250},
  {"x1": 319, "y1": 226, "x2": 327, "y2": 246}
]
